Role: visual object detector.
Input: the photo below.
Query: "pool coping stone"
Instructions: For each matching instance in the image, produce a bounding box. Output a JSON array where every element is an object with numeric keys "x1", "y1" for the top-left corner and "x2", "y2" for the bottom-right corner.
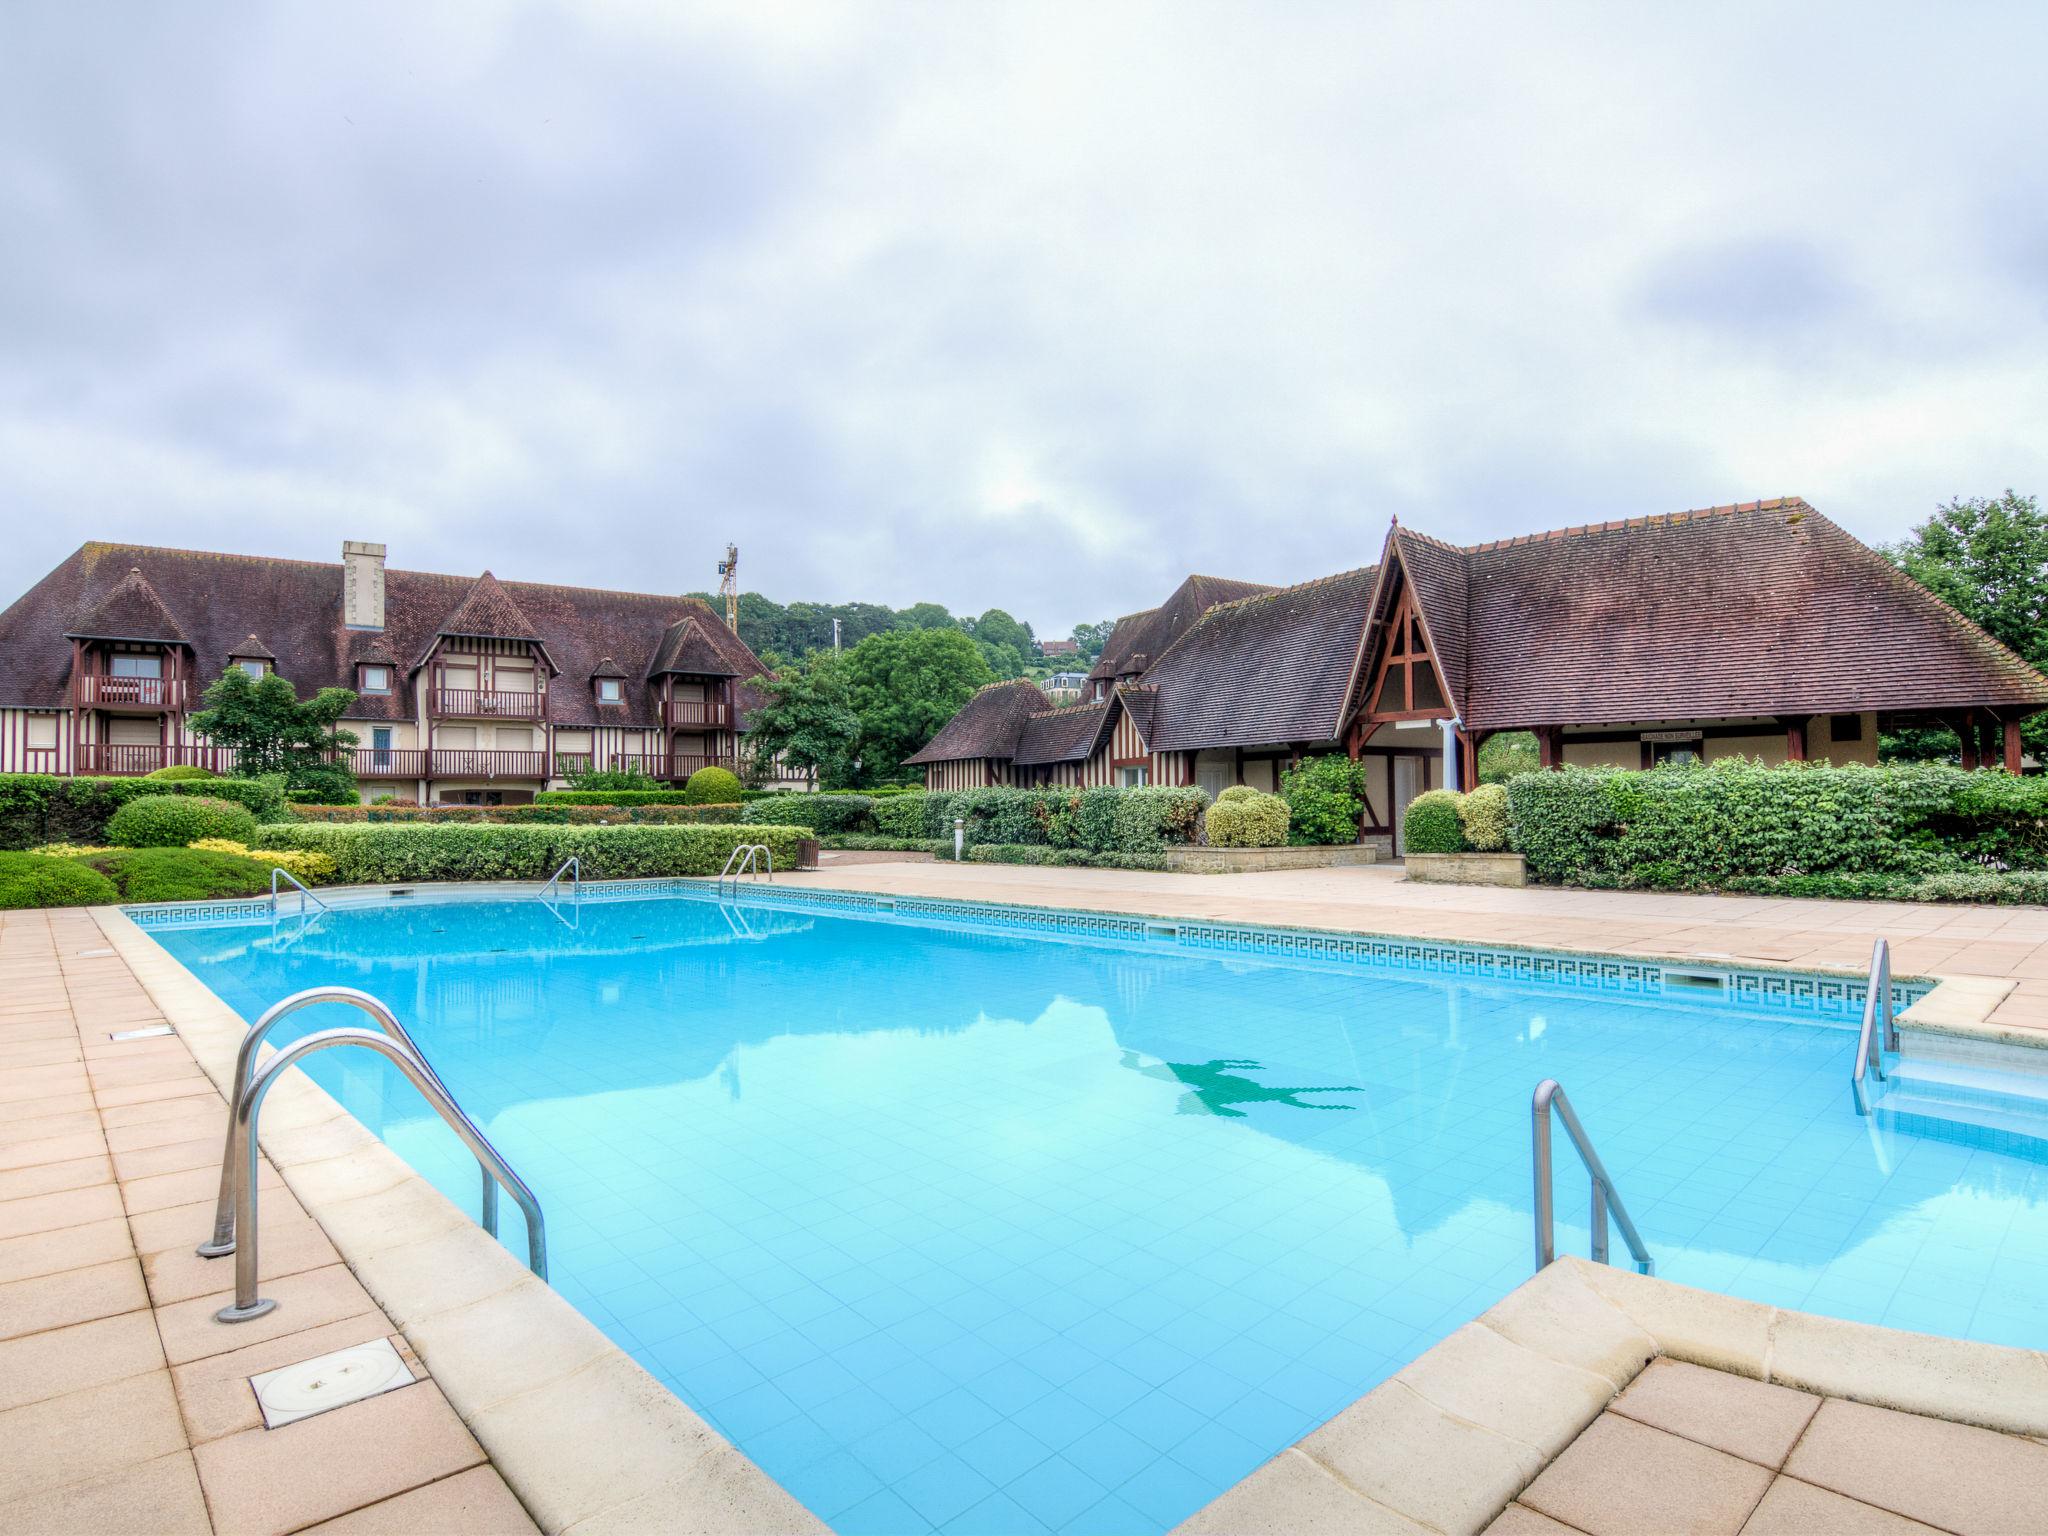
[{"x1": 1172, "y1": 1257, "x2": 2048, "y2": 1535}]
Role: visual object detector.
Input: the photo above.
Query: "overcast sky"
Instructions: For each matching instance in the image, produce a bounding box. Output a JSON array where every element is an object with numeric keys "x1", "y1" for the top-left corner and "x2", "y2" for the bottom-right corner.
[{"x1": 3, "y1": 3, "x2": 2044, "y2": 634}]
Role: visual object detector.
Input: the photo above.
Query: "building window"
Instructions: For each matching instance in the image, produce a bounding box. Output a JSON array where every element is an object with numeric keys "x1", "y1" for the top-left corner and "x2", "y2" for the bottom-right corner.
[
  {"x1": 1117, "y1": 765, "x2": 1149, "y2": 788},
  {"x1": 598, "y1": 679, "x2": 623, "y2": 703},
  {"x1": 109, "y1": 653, "x2": 162, "y2": 679},
  {"x1": 238, "y1": 660, "x2": 266, "y2": 680},
  {"x1": 361, "y1": 665, "x2": 391, "y2": 694},
  {"x1": 1650, "y1": 740, "x2": 1700, "y2": 767},
  {"x1": 1830, "y1": 713, "x2": 1864, "y2": 742}
]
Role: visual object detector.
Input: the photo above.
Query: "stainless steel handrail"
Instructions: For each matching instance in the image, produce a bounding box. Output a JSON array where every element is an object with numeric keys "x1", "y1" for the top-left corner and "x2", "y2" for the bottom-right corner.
[
  {"x1": 539, "y1": 855, "x2": 580, "y2": 904},
  {"x1": 1532, "y1": 1079, "x2": 1654, "y2": 1275},
  {"x1": 269, "y1": 866, "x2": 329, "y2": 917},
  {"x1": 198, "y1": 986, "x2": 457, "y2": 1257},
  {"x1": 716, "y1": 843, "x2": 773, "y2": 895},
  {"x1": 213, "y1": 1024, "x2": 546, "y2": 1322},
  {"x1": 1851, "y1": 939, "x2": 1896, "y2": 1116}
]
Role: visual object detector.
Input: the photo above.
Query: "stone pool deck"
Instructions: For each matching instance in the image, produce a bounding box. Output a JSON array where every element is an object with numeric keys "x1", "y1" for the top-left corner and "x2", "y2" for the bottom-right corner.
[
  {"x1": 785, "y1": 861, "x2": 2048, "y2": 1042},
  {"x1": 0, "y1": 906, "x2": 541, "y2": 1535}
]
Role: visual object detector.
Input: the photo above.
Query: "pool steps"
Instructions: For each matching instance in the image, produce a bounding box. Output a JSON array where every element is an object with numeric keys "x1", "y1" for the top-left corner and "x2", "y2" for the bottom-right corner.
[{"x1": 1875, "y1": 1036, "x2": 2048, "y2": 1162}]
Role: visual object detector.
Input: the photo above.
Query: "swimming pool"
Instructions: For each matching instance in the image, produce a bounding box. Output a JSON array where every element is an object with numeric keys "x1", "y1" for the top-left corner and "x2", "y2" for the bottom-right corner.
[{"x1": 149, "y1": 889, "x2": 2048, "y2": 1535}]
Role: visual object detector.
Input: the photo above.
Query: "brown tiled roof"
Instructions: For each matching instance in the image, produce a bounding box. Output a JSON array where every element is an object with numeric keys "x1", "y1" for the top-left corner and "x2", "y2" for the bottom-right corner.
[
  {"x1": 0, "y1": 542, "x2": 772, "y2": 730},
  {"x1": 1390, "y1": 529, "x2": 1471, "y2": 718},
  {"x1": 227, "y1": 634, "x2": 276, "y2": 661},
  {"x1": 1015, "y1": 699, "x2": 1115, "y2": 765},
  {"x1": 904, "y1": 679, "x2": 1051, "y2": 765},
  {"x1": 1428, "y1": 499, "x2": 2048, "y2": 728},
  {"x1": 1116, "y1": 684, "x2": 1159, "y2": 747},
  {"x1": 433, "y1": 570, "x2": 541, "y2": 642},
  {"x1": 648, "y1": 616, "x2": 742, "y2": 678},
  {"x1": 1086, "y1": 575, "x2": 1275, "y2": 683},
  {"x1": 63, "y1": 567, "x2": 189, "y2": 645},
  {"x1": 591, "y1": 655, "x2": 628, "y2": 679},
  {"x1": 1141, "y1": 567, "x2": 1379, "y2": 752}
]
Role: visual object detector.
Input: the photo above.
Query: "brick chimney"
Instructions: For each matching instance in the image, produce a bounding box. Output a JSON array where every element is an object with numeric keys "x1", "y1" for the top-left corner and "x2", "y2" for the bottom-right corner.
[{"x1": 343, "y1": 540, "x2": 386, "y2": 630}]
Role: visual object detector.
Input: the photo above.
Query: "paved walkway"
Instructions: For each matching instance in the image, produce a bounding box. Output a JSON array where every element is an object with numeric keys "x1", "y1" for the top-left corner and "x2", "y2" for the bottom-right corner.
[
  {"x1": 782, "y1": 861, "x2": 2048, "y2": 1037},
  {"x1": 0, "y1": 908, "x2": 537, "y2": 1535},
  {"x1": 1491, "y1": 1357, "x2": 2048, "y2": 1535}
]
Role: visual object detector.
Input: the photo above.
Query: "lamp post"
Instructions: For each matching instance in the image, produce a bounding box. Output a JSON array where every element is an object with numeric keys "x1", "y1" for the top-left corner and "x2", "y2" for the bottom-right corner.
[{"x1": 954, "y1": 816, "x2": 965, "y2": 861}]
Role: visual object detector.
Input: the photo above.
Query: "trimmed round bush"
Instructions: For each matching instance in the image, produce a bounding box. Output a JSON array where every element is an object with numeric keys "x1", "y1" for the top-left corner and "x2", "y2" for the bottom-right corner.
[
  {"x1": 105, "y1": 794, "x2": 260, "y2": 849},
  {"x1": 1458, "y1": 783, "x2": 1511, "y2": 851},
  {"x1": 1207, "y1": 789, "x2": 1290, "y2": 847},
  {"x1": 0, "y1": 852, "x2": 120, "y2": 909},
  {"x1": 144, "y1": 764, "x2": 216, "y2": 782},
  {"x1": 1279, "y1": 755, "x2": 1369, "y2": 845},
  {"x1": 682, "y1": 766, "x2": 744, "y2": 806},
  {"x1": 1403, "y1": 790, "x2": 1466, "y2": 854}
]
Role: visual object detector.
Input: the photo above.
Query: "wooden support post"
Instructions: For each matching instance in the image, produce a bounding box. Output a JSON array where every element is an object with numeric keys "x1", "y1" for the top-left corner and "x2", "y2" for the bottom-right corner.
[
  {"x1": 1982, "y1": 716, "x2": 2003, "y2": 772},
  {"x1": 1639, "y1": 738, "x2": 1654, "y2": 770},
  {"x1": 1958, "y1": 711, "x2": 1980, "y2": 771},
  {"x1": 2005, "y1": 718, "x2": 2024, "y2": 775},
  {"x1": 1537, "y1": 726, "x2": 1562, "y2": 770},
  {"x1": 1782, "y1": 715, "x2": 1808, "y2": 763}
]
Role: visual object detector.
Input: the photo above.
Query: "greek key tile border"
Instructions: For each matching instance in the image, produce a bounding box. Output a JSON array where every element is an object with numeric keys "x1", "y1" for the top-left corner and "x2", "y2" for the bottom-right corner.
[{"x1": 124, "y1": 879, "x2": 1931, "y2": 1020}]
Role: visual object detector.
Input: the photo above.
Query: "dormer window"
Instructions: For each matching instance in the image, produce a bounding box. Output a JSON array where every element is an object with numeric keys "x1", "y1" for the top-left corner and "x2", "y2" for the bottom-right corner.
[
  {"x1": 238, "y1": 660, "x2": 267, "y2": 680},
  {"x1": 360, "y1": 665, "x2": 392, "y2": 694},
  {"x1": 111, "y1": 654, "x2": 163, "y2": 680},
  {"x1": 598, "y1": 678, "x2": 623, "y2": 703}
]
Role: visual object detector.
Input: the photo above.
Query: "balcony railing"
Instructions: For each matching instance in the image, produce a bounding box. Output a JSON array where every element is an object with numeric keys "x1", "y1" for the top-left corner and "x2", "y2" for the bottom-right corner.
[
  {"x1": 614, "y1": 753, "x2": 741, "y2": 783},
  {"x1": 424, "y1": 749, "x2": 549, "y2": 779},
  {"x1": 346, "y1": 748, "x2": 430, "y2": 779},
  {"x1": 432, "y1": 688, "x2": 544, "y2": 719},
  {"x1": 74, "y1": 675, "x2": 188, "y2": 710},
  {"x1": 662, "y1": 698, "x2": 731, "y2": 729},
  {"x1": 75, "y1": 744, "x2": 239, "y2": 777}
]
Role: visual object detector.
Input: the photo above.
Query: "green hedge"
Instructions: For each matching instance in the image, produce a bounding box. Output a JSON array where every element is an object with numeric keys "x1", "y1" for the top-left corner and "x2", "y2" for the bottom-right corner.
[
  {"x1": 871, "y1": 795, "x2": 929, "y2": 839},
  {"x1": 912, "y1": 787, "x2": 1206, "y2": 852},
  {"x1": 818, "y1": 834, "x2": 949, "y2": 854},
  {"x1": 248, "y1": 822, "x2": 810, "y2": 883},
  {"x1": 291, "y1": 803, "x2": 743, "y2": 826},
  {"x1": 78, "y1": 847, "x2": 277, "y2": 903},
  {"x1": 1206, "y1": 787, "x2": 1290, "y2": 847},
  {"x1": 536, "y1": 789, "x2": 724, "y2": 806},
  {"x1": 0, "y1": 774, "x2": 288, "y2": 851},
  {"x1": 1279, "y1": 755, "x2": 1370, "y2": 846},
  {"x1": 741, "y1": 795, "x2": 876, "y2": 835},
  {"x1": 0, "y1": 852, "x2": 119, "y2": 909},
  {"x1": 1403, "y1": 790, "x2": 1466, "y2": 854},
  {"x1": 965, "y1": 843, "x2": 1173, "y2": 871},
  {"x1": 1504, "y1": 761, "x2": 2048, "y2": 892}
]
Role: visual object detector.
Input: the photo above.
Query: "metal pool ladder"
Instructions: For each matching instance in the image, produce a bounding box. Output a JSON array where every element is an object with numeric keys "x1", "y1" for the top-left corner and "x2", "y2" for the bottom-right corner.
[
  {"x1": 199, "y1": 986, "x2": 546, "y2": 1322},
  {"x1": 539, "y1": 855, "x2": 580, "y2": 903},
  {"x1": 269, "y1": 866, "x2": 329, "y2": 917},
  {"x1": 1531, "y1": 1079, "x2": 1654, "y2": 1275},
  {"x1": 717, "y1": 842, "x2": 773, "y2": 895},
  {"x1": 1851, "y1": 939, "x2": 1898, "y2": 1116}
]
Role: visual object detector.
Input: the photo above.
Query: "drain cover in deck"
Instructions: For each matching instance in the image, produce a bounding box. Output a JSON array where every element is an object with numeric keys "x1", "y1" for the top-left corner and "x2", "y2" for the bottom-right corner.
[{"x1": 250, "y1": 1337, "x2": 415, "y2": 1428}]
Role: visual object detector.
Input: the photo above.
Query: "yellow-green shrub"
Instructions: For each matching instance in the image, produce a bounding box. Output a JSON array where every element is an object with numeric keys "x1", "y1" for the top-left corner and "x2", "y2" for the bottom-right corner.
[
  {"x1": 189, "y1": 839, "x2": 339, "y2": 884},
  {"x1": 1458, "y1": 784, "x2": 1511, "y2": 851},
  {"x1": 1206, "y1": 788, "x2": 1290, "y2": 847}
]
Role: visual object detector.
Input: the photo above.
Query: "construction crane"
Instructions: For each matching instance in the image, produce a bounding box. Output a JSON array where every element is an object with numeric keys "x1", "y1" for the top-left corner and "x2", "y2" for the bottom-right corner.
[{"x1": 716, "y1": 544, "x2": 739, "y2": 634}]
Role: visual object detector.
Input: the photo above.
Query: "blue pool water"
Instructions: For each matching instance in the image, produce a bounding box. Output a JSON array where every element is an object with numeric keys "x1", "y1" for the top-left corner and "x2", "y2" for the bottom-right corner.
[{"x1": 154, "y1": 892, "x2": 2048, "y2": 1535}]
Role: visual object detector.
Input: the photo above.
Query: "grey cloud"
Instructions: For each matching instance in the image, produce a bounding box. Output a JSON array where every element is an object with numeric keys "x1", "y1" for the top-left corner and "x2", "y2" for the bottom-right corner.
[{"x1": 3, "y1": 3, "x2": 2047, "y2": 636}]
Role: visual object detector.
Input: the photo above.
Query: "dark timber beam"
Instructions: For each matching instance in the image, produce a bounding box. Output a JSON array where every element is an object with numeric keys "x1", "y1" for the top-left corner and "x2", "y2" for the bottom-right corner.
[{"x1": 2006, "y1": 717, "x2": 2025, "y2": 775}]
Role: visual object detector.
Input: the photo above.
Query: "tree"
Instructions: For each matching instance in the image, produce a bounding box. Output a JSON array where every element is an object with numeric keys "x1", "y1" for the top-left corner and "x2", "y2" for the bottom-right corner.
[
  {"x1": 187, "y1": 668, "x2": 359, "y2": 790},
  {"x1": 742, "y1": 652, "x2": 863, "y2": 789},
  {"x1": 1885, "y1": 490, "x2": 2048, "y2": 759},
  {"x1": 1069, "y1": 620, "x2": 1116, "y2": 660},
  {"x1": 842, "y1": 627, "x2": 993, "y2": 784},
  {"x1": 895, "y1": 602, "x2": 959, "y2": 631},
  {"x1": 968, "y1": 607, "x2": 1035, "y2": 654}
]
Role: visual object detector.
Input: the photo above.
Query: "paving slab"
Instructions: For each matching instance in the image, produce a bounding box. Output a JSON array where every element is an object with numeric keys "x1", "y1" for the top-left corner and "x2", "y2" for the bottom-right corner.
[
  {"x1": 1518, "y1": 1413, "x2": 1773, "y2": 1536},
  {"x1": 1783, "y1": 1398, "x2": 2048, "y2": 1534},
  {"x1": 1611, "y1": 1358, "x2": 1820, "y2": 1469},
  {"x1": 1740, "y1": 1475, "x2": 1945, "y2": 1535}
]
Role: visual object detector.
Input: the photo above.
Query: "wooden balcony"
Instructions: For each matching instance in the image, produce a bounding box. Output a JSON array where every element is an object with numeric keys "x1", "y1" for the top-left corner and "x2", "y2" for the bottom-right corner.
[
  {"x1": 75, "y1": 744, "x2": 238, "y2": 777},
  {"x1": 424, "y1": 749, "x2": 548, "y2": 779},
  {"x1": 431, "y1": 688, "x2": 544, "y2": 719},
  {"x1": 662, "y1": 698, "x2": 731, "y2": 730},
  {"x1": 346, "y1": 748, "x2": 430, "y2": 779},
  {"x1": 74, "y1": 675, "x2": 188, "y2": 712}
]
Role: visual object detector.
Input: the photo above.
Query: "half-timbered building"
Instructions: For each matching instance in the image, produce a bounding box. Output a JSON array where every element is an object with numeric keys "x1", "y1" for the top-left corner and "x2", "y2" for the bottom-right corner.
[
  {"x1": 0, "y1": 539, "x2": 801, "y2": 803},
  {"x1": 911, "y1": 499, "x2": 2048, "y2": 851}
]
